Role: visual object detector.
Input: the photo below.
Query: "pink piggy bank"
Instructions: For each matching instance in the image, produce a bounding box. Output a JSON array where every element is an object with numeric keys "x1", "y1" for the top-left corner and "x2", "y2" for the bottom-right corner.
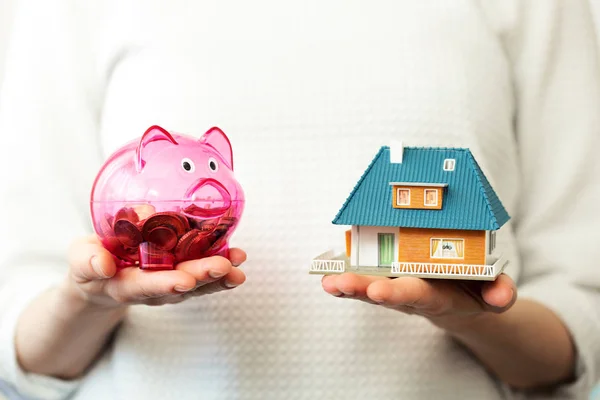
[{"x1": 90, "y1": 125, "x2": 245, "y2": 270}]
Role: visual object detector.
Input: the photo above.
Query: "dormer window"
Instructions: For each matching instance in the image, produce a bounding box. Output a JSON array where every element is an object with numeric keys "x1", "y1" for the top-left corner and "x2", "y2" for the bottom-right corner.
[
  {"x1": 390, "y1": 182, "x2": 446, "y2": 210},
  {"x1": 424, "y1": 189, "x2": 438, "y2": 207},
  {"x1": 443, "y1": 159, "x2": 456, "y2": 171},
  {"x1": 397, "y1": 189, "x2": 410, "y2": 206}
]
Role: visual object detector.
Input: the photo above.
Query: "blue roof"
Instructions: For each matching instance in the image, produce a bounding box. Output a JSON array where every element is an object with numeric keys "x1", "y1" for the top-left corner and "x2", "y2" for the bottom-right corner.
[{"x1": 332, "y1": 147, "x2": 510, "y2": 231}]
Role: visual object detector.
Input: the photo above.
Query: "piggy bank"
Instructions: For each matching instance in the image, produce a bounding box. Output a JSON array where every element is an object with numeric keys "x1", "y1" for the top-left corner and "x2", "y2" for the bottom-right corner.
[{"x1": 90, "y1": 125, "x2": 244, "y2": 270}]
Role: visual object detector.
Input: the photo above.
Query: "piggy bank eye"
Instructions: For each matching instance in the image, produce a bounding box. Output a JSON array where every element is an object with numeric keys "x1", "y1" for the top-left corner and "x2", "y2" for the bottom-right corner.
[
  {"x1": 181, "y1": 158, "x2": 195, "y2": 173},
  {"x1": 208, "y1": 157, "x2": 218, "y2": 172}
]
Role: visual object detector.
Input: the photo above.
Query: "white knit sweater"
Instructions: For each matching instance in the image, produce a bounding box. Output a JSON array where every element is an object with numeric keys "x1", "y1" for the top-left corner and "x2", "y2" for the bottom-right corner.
[{"x1": 0, "y1": 1, "x2": 599, "y2": 399}]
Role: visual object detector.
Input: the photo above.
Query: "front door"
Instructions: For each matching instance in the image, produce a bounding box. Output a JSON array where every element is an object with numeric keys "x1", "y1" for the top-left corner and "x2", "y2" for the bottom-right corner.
[{"x1": 378, "y1": 233, "x2": 394, "y2": 267}]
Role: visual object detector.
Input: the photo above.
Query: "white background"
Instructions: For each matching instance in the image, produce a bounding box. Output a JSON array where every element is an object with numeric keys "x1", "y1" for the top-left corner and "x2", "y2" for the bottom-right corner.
[
  {"x1": 0, "y1": 0, "x2": 16, "y2": 91},
  {"x1": 0, "y1": 0, "x2": 599, "y2": 88}
]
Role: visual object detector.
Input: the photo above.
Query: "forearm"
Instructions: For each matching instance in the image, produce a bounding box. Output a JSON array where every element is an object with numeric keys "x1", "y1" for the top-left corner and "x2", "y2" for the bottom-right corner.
[
  {"x1": 15, "y1": 280, "x2": 127, "y2": 380},
  {"x1": 440, "y1": 298, "x2": 576, "y2": 390}
]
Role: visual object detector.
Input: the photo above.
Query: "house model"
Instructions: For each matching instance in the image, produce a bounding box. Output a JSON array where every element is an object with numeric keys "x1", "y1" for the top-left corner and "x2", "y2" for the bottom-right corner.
[{"x1": 310, "y1": 143, "x2": 510, "y2": 280}]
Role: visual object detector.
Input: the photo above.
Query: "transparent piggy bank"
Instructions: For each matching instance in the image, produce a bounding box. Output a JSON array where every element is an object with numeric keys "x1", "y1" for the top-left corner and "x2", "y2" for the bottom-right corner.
[{"x1": 90, "y1": 125, "x2": 244, "y2": 270}]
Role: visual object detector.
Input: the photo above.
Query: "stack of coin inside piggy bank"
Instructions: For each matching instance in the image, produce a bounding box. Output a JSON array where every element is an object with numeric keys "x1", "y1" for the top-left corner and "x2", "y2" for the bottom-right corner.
[{"x1": 90, "y1": 125, "x2": 244, "y2": 270}]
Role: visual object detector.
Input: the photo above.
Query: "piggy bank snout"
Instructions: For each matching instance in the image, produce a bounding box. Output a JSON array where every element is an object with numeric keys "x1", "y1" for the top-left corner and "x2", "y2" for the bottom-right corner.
[{"x1": 183, "y1": 178, "x2": 232, "y2": 217}]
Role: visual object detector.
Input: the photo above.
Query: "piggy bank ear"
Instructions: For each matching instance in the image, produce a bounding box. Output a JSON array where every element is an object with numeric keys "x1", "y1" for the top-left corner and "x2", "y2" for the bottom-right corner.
[
  {"x1": 136, "y1": 125, "x2": 178, "y2": 172},
  {"x1": 200, "y1": 127, "x2": 233, "y2": 170}
]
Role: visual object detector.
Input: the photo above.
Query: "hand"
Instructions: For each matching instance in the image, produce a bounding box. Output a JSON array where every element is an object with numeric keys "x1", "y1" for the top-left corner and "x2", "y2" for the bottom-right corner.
[
  {"x1": 61, "y1": 235, "x2": 247, "y2": 309},
  {"x1": 321, "y1": 273, "x2": 517, "y2": 329}
]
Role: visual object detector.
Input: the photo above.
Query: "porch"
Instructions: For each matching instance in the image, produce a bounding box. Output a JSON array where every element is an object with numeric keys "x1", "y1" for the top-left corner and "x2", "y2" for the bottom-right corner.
[{"x1": 309, "y1": 252, "x2": 508, "y2": 281}]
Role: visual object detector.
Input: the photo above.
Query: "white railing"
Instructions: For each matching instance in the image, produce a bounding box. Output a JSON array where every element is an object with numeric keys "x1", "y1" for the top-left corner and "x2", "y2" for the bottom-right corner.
[
  {"x1": 391, "y1": 262, "x2": 494, "y2": 277},
  {"x1": 310, "y1": 250, "x2": 346, "y2": 273}
]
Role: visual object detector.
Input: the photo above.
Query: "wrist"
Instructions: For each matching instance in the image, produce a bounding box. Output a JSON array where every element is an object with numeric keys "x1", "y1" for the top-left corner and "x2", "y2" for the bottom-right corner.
[{"x1": 429, "y1": 310, "x2": 504, "y2": 337}]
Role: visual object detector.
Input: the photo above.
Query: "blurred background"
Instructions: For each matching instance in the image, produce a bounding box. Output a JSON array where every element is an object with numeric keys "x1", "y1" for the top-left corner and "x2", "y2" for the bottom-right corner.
[
  {"x1": 0, "y1": 0, "x2": 16, "y2": 89},
  {"x1": 0, "y1": 0, "x2": 599, "y2": 89}
]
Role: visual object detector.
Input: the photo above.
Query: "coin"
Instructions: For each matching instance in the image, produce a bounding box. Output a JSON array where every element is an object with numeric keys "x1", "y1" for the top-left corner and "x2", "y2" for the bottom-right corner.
[
  {"x1": 114, "y1": 219, "x2": 143, "y2": 248},
  {"x1": 203, "y1": 224, "x2": 230, "y2": 252},
  {"x1": 212, "y1": 224, "x2": 229, "y2": 239},
  {"x1": 174, "y1": 229, "x2": 200, "y2": 261},
  {"x1": 139, "y1": 242, "x2": 175, "y2": 270},
  {"x1": 146, "y1": 226, "x2": 178, "y2": 251},
  {"x1": 114, "y1": 207, "x2": 139, "y2": 223},
  {"x1": 99, "y1": 213, "x2": 115, "y2": 238},
  {"x1": 103, "y1": 237, "x2": 138, "y2": 263},
  {"x1": 142, "y1": 212, "x2": 187, "y2": 239},
  {"x1": 100, "y1": 204, "x2": 235, "y2": 269},
  {"x1": 197, "y1": 218, "x2": 218, "y2": 232},
  {"x1": 219, "y1": 216, "x2": 237, "y2": 227},
  {"x1": 175, "y1": 213, "x2": 191, "y2": 232},
  {"x1": 187, "y1": 231, "x2": 213, "y2": 258}
]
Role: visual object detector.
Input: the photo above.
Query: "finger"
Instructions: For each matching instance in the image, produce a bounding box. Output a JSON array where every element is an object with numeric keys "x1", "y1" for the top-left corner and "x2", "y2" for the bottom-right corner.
[
  {"x1": 144, "y1": 267, "x2": 248, "y2": 306},
  {"x1": 481, "y1": 274, "x2": 517, "y2": 311},
  {"x1": 175, "y1": 255, "x2": 235, "y2": 286},
  {"x1": 67, "y1": 238, "x2": 117, "y2": 283},
  {"x1": 185, "y1": 267, "x2": 247, "y2": 297},
  {"x1": 220, "y1": 266, "x2": 247, "y2": 289},
  {"x1": 322, "y1": 273, "x2": 387, "y2": 298},
  {"x1": 366, "y1": 277, "x2": 440, "y2": 310},
  {"x1": 228, "y1": 248, "x2": 247, "y2": 267},
  {"x1": 104, "y1": 267, "x2": 197, "y2": 302}
]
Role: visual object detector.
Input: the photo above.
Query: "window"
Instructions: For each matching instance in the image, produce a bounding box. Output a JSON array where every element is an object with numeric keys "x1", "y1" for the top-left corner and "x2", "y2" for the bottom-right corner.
[
  {"x1": 443, "y1": 159, "x2": 456, "y2": 171},
  {"x1": 431, "y1": 238, "x2": 464, "y2": 259},
  {"x1": 396, "y1": 188, "x2": 410, "y2": 206},
  {"x1": 489, "y1": 231, "x2": 497, "y2": 254},
  {"x1": 424, "y1": 189, "x2": 438, "y2": 206}
]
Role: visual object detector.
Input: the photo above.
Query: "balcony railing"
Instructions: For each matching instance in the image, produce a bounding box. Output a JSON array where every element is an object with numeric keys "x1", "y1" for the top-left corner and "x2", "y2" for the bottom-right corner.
[
  {"x1": 391, "y1": 254, "x2": 506, "y2": 280},
  {"x1": 310, "y1": 250, "x2": 346, "y2": 273},
  {"x1": 391, "y1": 262, "x2": 492, "y2": 276},
  {"x1": 310, "y1": 251, "x2": 507, "y2": 280}
]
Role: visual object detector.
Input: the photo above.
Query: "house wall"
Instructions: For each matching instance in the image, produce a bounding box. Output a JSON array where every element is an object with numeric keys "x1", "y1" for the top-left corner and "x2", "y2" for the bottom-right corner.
[
  {"x1": 355, "y1": 226, "x2": 399, "y2": 267},
  {"x1": 484, "y1": 230, "x2": 490, "y2": 265},
  {"x1": 398, "y1": 228, "x2": 486, "y2": 265},
  {"x1": 350, "y1": 225, "x2": 359, "y2": 266},
  {"x1": 392, "y1": 186, "x2": 444, "y2": 210}
]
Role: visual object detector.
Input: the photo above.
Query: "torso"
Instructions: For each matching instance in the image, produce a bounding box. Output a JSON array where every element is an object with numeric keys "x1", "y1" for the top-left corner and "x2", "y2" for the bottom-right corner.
[{"x1": 75, "y1": 2, "x2": 520, "y2": 398}]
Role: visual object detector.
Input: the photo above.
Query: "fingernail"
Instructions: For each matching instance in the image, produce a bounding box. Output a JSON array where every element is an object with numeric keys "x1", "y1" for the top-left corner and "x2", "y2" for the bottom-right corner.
[
  {"x1": 91, "y1": 256, "x2": 107, "y2": 278},
  {"x1": 223, "y1": 281, "x2": 239, "y2": 288},
  {"x1": 174, "y1": 285, "x2": 194, "y2": 293},
  {"x1": 209, "y1": 270, "x2": 227, "y2": 279}
]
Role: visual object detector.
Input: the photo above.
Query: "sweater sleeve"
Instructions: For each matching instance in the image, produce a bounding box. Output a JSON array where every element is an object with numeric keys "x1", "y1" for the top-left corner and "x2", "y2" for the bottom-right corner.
[
  {"x1": 481, "y1": 0, "x2": 600, "y2": 397},
  {"x1": 0, "y1": 0, "x2": 106, "y2": 399}
]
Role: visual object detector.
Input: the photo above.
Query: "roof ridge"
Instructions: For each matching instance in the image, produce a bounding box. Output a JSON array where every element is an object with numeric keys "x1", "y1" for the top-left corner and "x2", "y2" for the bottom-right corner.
[
  {"x1": 465, "y1": 151, "x2": 499, "y2": 230},
  {"x1": 380, "y1": 146, "x2": 472, "y2": 151},
  {"x1": 332, "y1": 146, "x2": 386, "y2": 224}
]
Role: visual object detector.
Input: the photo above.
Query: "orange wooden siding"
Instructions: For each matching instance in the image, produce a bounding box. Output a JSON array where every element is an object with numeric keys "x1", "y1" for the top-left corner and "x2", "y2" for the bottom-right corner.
[
  {"x1": 392, "y1": 186, "x2": 443, "y2": 210},
  {"x1": 398, "y1": 228, "x2": 486, "y2": 265},
  {"x1": 345, "y1": 229, "x2": 351, "y2": 257}
]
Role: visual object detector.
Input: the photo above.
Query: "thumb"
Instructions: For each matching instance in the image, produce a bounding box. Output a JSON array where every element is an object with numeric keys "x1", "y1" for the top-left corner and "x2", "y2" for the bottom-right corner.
[{"x1": 67, "y1": 236, "x2": 117, "y2": 283}]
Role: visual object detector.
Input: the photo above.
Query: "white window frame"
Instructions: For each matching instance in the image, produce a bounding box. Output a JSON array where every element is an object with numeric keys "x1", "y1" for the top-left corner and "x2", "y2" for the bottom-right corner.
[
  {"x1": 424, "y1": 189, "x2": 438, "y2": 207},
  {"x1": 443, "y1": 159, "x2": 456, "y2": 171},
  {"x1": 396, "y1": 188, "x2": 410, "y2": 206},
  {"x1": 430, "y1": 238, "x2": 465, "y2": 259}
]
